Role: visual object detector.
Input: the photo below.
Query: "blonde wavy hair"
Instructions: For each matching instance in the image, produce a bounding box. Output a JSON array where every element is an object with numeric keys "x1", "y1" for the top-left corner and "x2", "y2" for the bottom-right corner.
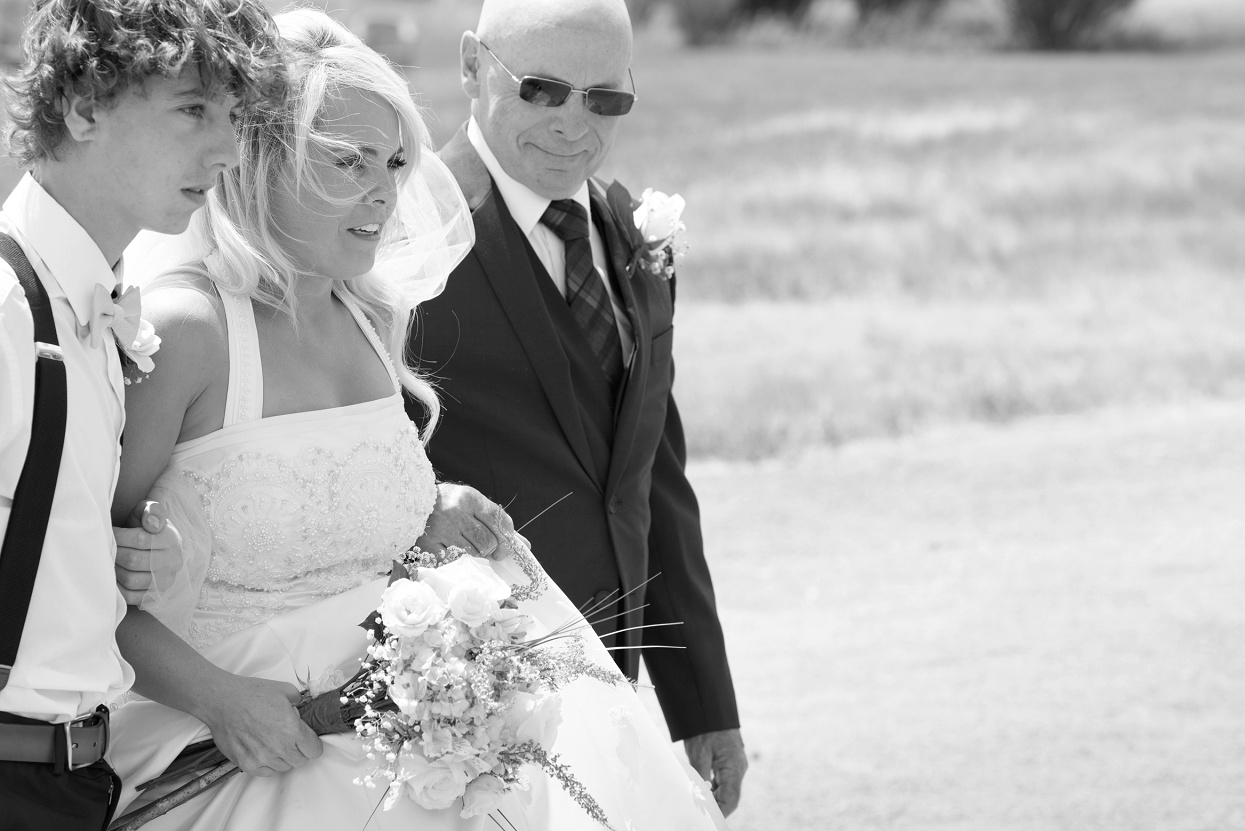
[{"x1": 194, "y1": 7, "x2": 441, "y2": 435}]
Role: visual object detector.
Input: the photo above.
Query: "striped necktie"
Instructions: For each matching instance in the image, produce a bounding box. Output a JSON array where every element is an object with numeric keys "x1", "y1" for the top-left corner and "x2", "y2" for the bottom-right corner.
[{"x1": 541, "y1": 199, "x2": 625, "y2": 394}]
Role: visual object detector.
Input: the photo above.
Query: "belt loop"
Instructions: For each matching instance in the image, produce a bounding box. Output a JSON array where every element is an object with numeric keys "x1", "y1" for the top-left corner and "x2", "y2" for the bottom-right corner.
[
  {"x1": 52, "y1": 720, "x2": 68, "y2": 775},
  {"x1": 64, "y1": 719, "x2": 75, "y2": 772},
  {"x1": 89, "y1": 705, "x2": 111, "y2": 772}
]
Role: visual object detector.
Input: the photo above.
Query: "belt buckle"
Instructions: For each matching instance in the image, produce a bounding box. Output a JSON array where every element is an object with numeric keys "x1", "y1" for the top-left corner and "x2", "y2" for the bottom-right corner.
[{"x1": 65, "y1": 708, "x2": 107, "y2": 771}]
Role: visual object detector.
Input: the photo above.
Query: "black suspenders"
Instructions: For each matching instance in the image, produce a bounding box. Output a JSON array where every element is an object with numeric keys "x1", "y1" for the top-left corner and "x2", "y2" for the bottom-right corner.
[{"x1": 0, "y1": 233, "x2": 68, "y2": 692}]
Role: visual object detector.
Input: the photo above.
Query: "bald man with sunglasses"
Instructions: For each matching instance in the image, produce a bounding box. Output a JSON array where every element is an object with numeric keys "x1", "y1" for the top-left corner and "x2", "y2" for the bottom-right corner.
[{"x1": 406, "y1": 0, "x2": 747, "y2": 816}]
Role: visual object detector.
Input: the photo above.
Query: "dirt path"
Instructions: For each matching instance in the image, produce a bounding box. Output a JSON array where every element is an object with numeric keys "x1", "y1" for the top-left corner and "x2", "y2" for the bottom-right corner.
[{"x1": 688, "y1": 401, "x2": 1245, "y2": 831}]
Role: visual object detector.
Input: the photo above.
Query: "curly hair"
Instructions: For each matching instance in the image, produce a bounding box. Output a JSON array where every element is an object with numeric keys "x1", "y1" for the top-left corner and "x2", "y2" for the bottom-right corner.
[{"x1": 2, "y1": 0, "x2": 288, "y2": 167}]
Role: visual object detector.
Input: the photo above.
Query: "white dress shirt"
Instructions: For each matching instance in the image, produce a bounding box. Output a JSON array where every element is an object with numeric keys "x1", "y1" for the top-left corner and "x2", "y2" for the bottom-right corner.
[
  {"x1": 0, "y1": 173, "x2": 135, "y2": 722},
  {"x1": 467, "y1": 118, "x2": 635, "y2": 362}
]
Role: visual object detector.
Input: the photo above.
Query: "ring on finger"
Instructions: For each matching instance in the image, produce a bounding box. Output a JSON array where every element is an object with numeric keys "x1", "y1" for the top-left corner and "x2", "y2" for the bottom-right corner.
[
  {"x1": 468, "y1": 524, "x2": 499, "y2": 557},
  {"x1": 475, "y1": 530, "x2": 499, "y2": 557}
]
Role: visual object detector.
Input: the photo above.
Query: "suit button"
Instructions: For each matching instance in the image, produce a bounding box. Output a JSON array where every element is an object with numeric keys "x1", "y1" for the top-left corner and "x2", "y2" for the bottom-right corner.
[{"x1": 608, "y1": 498, "x2": 618, "y2": 515}]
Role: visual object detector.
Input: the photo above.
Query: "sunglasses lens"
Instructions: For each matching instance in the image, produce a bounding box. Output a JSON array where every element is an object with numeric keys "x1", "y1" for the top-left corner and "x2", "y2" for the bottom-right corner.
[
  {"x1": 519, "y1": 77, "x2": 572, "y2": 107},
  {"x1": 585, "y1": 90, "x2": 635, "y2": 116}
]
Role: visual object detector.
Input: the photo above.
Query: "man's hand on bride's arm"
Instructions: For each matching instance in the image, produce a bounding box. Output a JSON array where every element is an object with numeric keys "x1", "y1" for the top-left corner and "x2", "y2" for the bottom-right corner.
[
  {"x1": 114, "y1": 499, "x2": 182, "y2": 605},
  {"x1": 685, "y1": 728, "x2": 748, "y2": 817},
  {"x1": 416, "y1": 482, "x2": 523, "y2": 561}
]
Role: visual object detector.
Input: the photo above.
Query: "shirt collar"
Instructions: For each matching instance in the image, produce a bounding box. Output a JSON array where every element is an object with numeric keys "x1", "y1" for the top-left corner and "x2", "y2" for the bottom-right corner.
[
  {"x1": 2, "y1": 173, "x2": 122, "y2": 329},
  {"x1": 467, "y1": 117, "x2": 591, "y2": 236}
]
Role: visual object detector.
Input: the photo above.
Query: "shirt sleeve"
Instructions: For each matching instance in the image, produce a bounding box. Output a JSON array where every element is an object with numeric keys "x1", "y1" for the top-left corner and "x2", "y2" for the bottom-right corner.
[{"x1": 0, "y1": 265, "x2": 36, "y2": 522}]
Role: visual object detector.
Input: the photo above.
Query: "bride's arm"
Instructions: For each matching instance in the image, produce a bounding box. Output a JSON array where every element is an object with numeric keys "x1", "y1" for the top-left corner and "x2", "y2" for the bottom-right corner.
[
  {"x1": 116, "y1": 609, "x2": 323, "y2": 776},
  {"x1": 112, "y1": 278, "x2": 228, "y2": 525},
  {"x1": 111, "y1": 280, "x2": 321, "y2": 775}
]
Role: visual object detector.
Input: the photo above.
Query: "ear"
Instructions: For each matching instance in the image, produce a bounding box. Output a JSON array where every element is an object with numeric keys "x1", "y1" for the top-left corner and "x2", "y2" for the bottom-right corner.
[
  {"x1": 461, "y1": 31, "x2": 481, "y2": 101},
  {"x1": 62, "y1": 94, "x2": 103, "y2": 143}
]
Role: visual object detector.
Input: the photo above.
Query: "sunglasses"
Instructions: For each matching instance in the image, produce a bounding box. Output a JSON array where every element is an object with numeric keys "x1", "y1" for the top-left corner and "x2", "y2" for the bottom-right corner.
[{"x1": 477, "y1": 39, "x2": 636, "y2": 117}]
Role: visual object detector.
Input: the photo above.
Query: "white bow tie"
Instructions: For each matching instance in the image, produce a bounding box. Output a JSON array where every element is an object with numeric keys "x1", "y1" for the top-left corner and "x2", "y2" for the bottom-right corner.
[{"x1": 82, "y1": 283, "x2": 142, "y2": 350}]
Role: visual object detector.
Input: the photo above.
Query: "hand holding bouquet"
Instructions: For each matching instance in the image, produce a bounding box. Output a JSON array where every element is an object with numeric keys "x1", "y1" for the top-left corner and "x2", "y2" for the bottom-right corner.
[{"x1": 111, "y1": 546, "x2": 617, "y2": 830}]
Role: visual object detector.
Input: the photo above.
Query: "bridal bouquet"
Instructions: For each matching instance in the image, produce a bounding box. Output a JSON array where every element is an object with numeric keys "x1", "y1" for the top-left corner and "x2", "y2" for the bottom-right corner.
[
  {"x1": 349, "y1": 553, "x2": 610, "y2": 822},
  {"x1": 110, "y1": 547, "x2": 619, "y2": 830}
]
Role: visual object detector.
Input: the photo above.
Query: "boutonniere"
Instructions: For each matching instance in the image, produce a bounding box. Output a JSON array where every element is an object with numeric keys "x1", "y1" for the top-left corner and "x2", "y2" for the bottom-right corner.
[
  {"x1": 605, "y1": 182, "x2": 687, "y2": 281},
  {"x1": 120, "y1": 317, "x2": 161, "y2": 377},
  {"x1": 85, "y1": 282, "x2": 161, "y2": 378}
]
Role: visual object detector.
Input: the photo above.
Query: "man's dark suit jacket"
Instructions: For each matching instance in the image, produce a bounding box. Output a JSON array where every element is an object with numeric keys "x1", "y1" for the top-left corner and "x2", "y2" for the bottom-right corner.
[{"x1": 404, "y1": 127, "x2": 738, "y2": 741}]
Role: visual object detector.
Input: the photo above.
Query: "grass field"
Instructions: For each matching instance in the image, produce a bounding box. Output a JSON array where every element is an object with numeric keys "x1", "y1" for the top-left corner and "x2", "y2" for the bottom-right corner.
[
  {"x1": 603, "y1": 44, "x2": 1245, "y2": 457},
  {"x1": 695, "y1": 399, "x2": 1245, "y2": 831}
]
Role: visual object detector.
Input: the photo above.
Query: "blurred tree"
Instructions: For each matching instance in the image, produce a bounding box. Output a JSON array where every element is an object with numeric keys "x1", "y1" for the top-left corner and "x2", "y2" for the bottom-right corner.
[
  {"x1": 737, "y1": 0, "x2": 814, "y2": 22},
  {"x1": 1006, "y1": 0, "x2": 1137, "y2": 49},
  {"x1": 671, "y1": 0, "x2": 741, "y2": 44},
  {"x1": 852, "y1": 0, "x2": 946, "y2": 22}
]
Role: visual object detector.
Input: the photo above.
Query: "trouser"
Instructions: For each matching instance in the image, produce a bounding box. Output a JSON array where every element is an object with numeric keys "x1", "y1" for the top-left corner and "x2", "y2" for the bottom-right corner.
[{"x1": 0, "y1": 712, "x2": 121, "y2": 831}]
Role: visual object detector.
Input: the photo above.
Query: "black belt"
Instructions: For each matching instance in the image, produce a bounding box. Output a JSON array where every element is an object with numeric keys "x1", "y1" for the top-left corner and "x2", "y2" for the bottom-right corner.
[{"x1": 0, "y1": 706, "x2": 109, "y2": 771}]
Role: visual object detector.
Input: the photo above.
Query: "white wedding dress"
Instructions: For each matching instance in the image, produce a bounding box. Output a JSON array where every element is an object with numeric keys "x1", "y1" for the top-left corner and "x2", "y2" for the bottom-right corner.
[{"x1": 108, "y1": 286, "x2": 727, "y2": 831}]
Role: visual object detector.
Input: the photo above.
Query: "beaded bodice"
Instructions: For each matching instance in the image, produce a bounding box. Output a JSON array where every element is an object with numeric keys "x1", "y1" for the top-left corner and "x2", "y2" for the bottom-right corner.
[{"x1": 169, "y1": 289, "x2": 437, "y2": 650}]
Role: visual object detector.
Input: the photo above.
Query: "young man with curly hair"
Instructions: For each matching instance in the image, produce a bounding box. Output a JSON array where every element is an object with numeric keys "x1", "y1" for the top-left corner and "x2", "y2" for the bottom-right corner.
[{"x1": 0, "y1": 2, "x2": 285, "y2": 828}]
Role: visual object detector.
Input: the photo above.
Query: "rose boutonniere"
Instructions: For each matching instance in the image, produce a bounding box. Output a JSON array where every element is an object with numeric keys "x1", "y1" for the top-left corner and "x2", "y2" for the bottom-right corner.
[
  {"x1": 85, "y1": 282, "x2": 160, "y2": 377},
  {"x1": 604, "y1": 182, "x2": 687, "y2": 281},
  {"x1": 121, "y1": 317, "x2": 161, "y2": 375}
]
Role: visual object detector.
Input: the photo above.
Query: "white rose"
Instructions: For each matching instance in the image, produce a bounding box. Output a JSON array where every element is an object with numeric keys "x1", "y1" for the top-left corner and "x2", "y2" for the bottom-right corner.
[
  {"x1": 379, "y1": 578, "x2": 447, "y2": 637},
  {"x1": 447, "y1": 583, "x2": 499, "y2": 628},
  {"x1": 401, "y1": 754, "x2": 471, "y2": 811},
  {"x1": 460, "y1": 774, "x2": 508, "y2": 818},
  {"x1": 123, "y1": 318, "x2": 161, "y2": 373},
  {"x1": 506, "y1": 691, "x2": 562, "y2": 748},
  {"x1": 418, "y1": 556, "x2": 511, "y2": 607},
  {"x1": 632, "y1": 188, "x2": 686, "y2": 247}
]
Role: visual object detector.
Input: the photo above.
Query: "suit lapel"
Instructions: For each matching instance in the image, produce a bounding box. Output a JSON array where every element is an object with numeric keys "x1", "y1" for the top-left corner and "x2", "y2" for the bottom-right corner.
[
  {"x1": 443, "y1": 134, "x2": 604, "y2": 493},
  {"x1": 590, "y1": 181, "x2": 650, "y2": 495}
]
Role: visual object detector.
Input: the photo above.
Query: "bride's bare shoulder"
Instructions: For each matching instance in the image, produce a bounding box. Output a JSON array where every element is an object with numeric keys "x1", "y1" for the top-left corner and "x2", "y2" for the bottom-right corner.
[
  {"x1": 136, "y1": 269, "x2": 229, "y2": 393},
  {"x1": 142, "y1": 270, "x2": 228, "y2": 350}
]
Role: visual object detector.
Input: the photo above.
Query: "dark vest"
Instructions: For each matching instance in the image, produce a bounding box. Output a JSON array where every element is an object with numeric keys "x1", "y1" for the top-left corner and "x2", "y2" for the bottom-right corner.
[{"x1": 520, "y1": 216, "x2": 628, "y2": 480}]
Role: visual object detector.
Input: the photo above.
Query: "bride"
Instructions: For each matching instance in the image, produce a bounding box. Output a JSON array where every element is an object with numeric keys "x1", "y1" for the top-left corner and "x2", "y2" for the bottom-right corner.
[{"x1": 108, "y1": 9, "x2": 727, "y2": 831}]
